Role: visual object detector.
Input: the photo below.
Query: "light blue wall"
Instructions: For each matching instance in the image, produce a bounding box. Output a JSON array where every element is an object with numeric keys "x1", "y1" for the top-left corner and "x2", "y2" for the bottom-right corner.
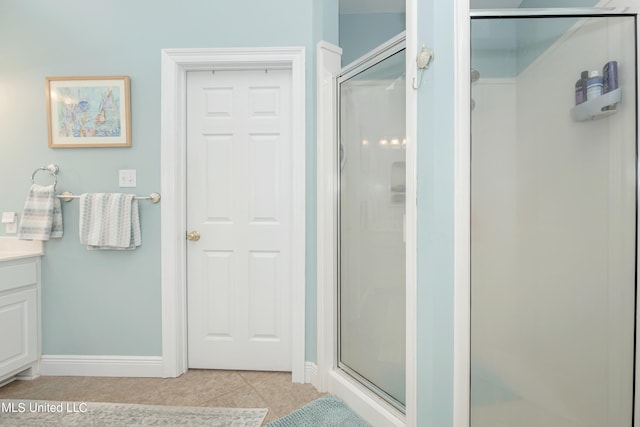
[
  {"x1": 472, "y1": 0, "x2": 600, "y2": 78},
  {"x1": 321, "y1": 0, "x2": 340, "y2": 46},
  {"x1": 339, "y1": 13, "x2": 406, "y2": 65},
  {"x1": 416, "y1": 0, "x2": 456, "y2": 425},
  {"x1": 516, "y1": 0, "x2": 601, "y2": 75},
  {"x1": 471, "y1": 18, "x2": 581, "y2": 78},
  {"x1": 515, "y1": 17, "x2": 581, "y2": 74},
  {"x1": 0, "y1": 0, "x2": 321, "y2": 359},
  {"x1": 471, "y1": 19, "x2": 518, "y2": 78}
]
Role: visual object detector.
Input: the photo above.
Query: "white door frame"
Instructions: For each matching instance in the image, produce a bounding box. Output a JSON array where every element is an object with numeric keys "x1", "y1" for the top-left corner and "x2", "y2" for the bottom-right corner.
[{"x1": 160, "y1": 47, "x2": 306, "y2": 383}]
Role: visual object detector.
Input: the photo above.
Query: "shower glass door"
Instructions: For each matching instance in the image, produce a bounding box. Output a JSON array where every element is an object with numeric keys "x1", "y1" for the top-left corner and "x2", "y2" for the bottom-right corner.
[
  {"x1": 338, "y1": 41, "x2": 406, "y2": 411},
  {"x1": 470, "y1": 13, "x2": 637, "y2": 427}
]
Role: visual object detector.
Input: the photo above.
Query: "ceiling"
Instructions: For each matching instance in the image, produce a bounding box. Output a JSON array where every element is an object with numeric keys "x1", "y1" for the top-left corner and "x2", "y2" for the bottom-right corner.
[
  {"x1": 339, "y1": 0, "x2": 405, "y2": 14},
  {"x1": 339, "y1": 0, "x2": 526, "y2": 14},
  {"x1": 339, "y1": 0, "x2": 605, "y2": 15},
  {"x1": 470, "y1": 0, "x2": 524, "y2": 8}
]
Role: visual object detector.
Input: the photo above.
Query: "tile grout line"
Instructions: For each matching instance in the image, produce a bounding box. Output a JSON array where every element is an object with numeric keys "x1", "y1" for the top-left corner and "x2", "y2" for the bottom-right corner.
[{"x1": 236, "y1": 373, "x2": 280, "y2": 422}]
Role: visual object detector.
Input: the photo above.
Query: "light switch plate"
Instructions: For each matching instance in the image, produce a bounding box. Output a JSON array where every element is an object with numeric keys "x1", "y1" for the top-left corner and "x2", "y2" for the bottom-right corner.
[
  {"x1": 5, "y1": 222, "x2": 16, "y2": 234},
  {"x1": 2, "y1": 212, "x2": 16, "y2": 233},
  {"x1": 119, "y1": 169, "x2": 137, "y2": 188}
]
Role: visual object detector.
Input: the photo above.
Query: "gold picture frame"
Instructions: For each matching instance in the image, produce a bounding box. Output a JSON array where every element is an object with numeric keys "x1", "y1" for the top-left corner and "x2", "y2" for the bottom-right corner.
[{"x1": 46, "y1": 75, "x2": 131, "y2": 148}]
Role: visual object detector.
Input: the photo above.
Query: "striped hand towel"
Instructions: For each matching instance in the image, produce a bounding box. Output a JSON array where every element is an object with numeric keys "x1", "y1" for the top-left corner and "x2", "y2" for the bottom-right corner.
[
  {"x1": 17, "y1": 184, "x2": 63, "y2": 241},
  {"x1": 79, "y1": 193, "x2": 141, "y2": 250}
]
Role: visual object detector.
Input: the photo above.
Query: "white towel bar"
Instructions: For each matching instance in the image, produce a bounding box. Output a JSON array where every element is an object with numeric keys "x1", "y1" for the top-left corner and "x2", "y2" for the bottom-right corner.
[{"x1": 56, "y1": 192, "x2": 161, "y2": 204}]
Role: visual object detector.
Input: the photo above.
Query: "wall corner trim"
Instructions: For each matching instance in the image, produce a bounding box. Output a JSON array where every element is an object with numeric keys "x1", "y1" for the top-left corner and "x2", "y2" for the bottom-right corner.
[
  {"x1": 316, "y1": 40, "x2": 342, "y2": 394},
  {"x1": 305, "y1": 361, "x2": 319, "y2": 388}
]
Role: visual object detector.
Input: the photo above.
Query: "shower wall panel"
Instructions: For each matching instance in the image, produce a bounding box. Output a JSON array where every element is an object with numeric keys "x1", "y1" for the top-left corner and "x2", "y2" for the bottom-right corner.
[
  {"x1": 471, "y1": 15, "x2": 636, "y2": 427},
  {"x1": 470, "y1": 78, "x2": 518, "y2": 372},
  {"x1": 513, "y1": 17, "x2": 635, "y2": 425}
]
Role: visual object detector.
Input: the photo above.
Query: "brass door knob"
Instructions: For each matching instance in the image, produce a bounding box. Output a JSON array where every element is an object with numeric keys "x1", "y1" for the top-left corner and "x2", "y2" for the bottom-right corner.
[{"x1": 186, "y1": 230, "x2": 200, "y2": 241}]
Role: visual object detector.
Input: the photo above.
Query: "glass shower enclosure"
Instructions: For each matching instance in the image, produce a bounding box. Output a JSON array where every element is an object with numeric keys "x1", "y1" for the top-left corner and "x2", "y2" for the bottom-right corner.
[
  {"x1": 470, "y1": 10, "x2": 637, "y2": 427},
  {"x1": 337, "y1": 37, "x2": 406, "y2": 412}
]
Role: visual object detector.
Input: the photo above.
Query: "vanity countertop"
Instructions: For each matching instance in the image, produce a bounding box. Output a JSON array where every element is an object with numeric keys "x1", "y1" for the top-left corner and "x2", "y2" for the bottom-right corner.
[
  {"x1": 0, "y1": 251, "x2": 44, "y2": 261},
  {"x1": 0, "y1": 237, "x2": 44, "y2": 261}
]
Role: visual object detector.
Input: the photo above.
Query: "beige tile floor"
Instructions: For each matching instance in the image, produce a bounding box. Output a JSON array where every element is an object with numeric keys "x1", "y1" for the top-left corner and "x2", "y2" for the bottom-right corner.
[{"x1": 0, "y1": 369, "x2": 326, "y2": 425}]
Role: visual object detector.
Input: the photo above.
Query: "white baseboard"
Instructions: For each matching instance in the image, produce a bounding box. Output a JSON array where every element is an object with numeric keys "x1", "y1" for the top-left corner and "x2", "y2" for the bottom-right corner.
[
  {"x1": 40, "y1": 355, "x2": 163, "y2": 378},
  {"x1": 40, "y1": 356, "x2": 315, "y2": 384},
  {"x1": 305, "y1": 361, "x2": 319, "y2": 388},
  {"x1": 328, "y1": 370, "x2": 405, "y2": 427}
]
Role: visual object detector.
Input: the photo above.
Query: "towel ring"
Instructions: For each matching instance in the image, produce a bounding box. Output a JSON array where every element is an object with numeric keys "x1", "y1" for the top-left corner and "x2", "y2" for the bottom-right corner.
[{"x1": 31, "y1": 164, "x2": 59, "y2": 188}]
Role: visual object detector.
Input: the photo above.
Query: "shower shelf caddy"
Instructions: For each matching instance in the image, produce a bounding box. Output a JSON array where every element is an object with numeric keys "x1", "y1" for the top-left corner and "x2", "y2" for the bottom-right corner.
[{"x1": 570, "y1": 88, "x2": 621, "y2": 121}]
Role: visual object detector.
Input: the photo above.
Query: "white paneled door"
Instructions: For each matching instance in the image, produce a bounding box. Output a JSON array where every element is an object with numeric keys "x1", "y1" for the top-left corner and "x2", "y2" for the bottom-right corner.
[{"x1": 186, "y1": 69, "x2": 293, "y2": 371}]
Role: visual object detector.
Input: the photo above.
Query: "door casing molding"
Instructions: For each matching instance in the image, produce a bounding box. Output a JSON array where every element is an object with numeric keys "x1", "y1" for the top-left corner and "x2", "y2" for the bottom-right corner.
[{"x1": 160, "y1": 47, "x2": 306, "y2": 382}]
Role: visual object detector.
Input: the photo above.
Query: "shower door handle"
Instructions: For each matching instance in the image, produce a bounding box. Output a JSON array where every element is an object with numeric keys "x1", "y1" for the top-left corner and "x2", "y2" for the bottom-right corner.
[{"x1": 340, "y1": 139, "x2": 346, "y2": 171}]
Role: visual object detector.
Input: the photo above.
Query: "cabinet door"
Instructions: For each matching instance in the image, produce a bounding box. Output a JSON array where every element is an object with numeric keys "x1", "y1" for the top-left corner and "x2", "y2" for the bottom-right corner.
[{"x1": 0, "y1": 288, "x2": 37, "y2": 377}]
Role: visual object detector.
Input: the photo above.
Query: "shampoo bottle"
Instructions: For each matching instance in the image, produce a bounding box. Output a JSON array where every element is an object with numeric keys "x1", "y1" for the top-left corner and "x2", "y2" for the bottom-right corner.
[
  {"x1": 575, "y1": 70, "x2": 588, "y2": 105},
  {"x1": 602, "y1": 60, "x2": 619, "y2": 111},
  {"x1": 586, "y1": 70, "x2": 603, "y2": 100},
  {"x1": 603, "y1": 61, "x2": 618, "y2": 93}
]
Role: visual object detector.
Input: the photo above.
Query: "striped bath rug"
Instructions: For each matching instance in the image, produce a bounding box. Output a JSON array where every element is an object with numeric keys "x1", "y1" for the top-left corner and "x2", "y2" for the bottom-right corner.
[{"x1": 0, "y1": 400, "x2": 267, "y2": 426}]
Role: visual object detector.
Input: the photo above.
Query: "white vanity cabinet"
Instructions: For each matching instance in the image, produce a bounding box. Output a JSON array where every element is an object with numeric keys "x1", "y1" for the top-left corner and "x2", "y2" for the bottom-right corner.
[{"x1": 0, "y1": 240, "x2": 42, "y2": 385}]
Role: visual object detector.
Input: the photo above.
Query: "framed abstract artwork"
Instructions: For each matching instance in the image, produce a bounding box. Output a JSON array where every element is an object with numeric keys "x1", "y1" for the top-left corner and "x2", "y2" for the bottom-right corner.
[{"x1": 45, "y1": 76, "x2": 131, "y2": 148}]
